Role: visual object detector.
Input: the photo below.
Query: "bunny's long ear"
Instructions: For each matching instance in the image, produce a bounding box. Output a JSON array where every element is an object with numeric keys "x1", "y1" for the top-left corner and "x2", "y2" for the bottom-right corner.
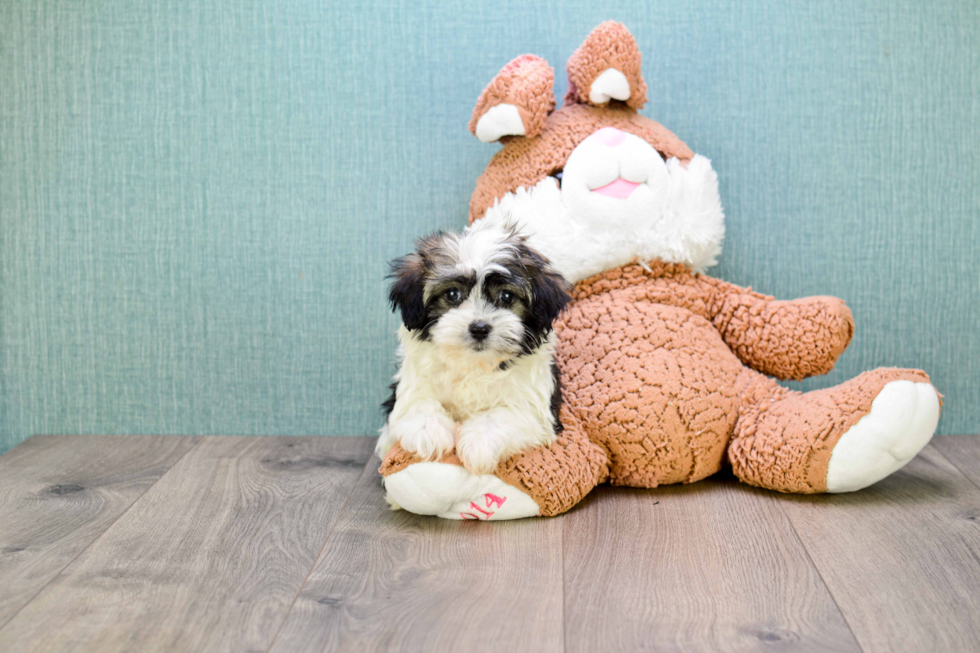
[
  {"x1": 564, "y1": 21, "x2": 648, "y2": 110},
  {"x1": 468, "y1": 55, "x2": 555, "y2": 143}
]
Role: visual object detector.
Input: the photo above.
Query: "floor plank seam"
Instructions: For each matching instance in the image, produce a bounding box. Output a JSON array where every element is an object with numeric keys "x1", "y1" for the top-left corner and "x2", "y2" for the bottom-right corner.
[
  {"x1": 925, "y1": 441, "x2": 980, "y2": 577},
  {"x1": 939, "y1": 442, "x2": 980, "y2": 574},
  {"x1": 263, "y1": 454, "x2": 373, "y2": 653},
  {"x1": 0, "y1": 436, "x2": 204, "y2": 634},
  {"x1": 768, "y1": 494, "x2": 869, "y2": 653},
  {"x1": 931, "y1": 443, "x2": 980, "y2": 495}
]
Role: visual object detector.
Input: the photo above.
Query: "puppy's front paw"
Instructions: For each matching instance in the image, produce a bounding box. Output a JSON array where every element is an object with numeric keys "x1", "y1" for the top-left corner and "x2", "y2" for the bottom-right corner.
[
  {"x1": 456, "y1": 415, "x2": 506, "y2": 475},
  {"x1": 389, "y1": 401, "x2": 457, "y2": 461}
]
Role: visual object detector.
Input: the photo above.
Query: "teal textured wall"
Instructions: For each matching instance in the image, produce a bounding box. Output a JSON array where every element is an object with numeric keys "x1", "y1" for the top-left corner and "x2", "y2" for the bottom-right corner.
[{"x1": 1, "y1": 1, "x2": 978, "y2": 454}]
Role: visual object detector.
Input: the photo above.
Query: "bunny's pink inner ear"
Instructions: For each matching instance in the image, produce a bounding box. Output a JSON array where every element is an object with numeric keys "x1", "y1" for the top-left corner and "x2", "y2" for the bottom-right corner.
[
  {"x1": 469, "y1": 54, "x2": 555, "y2": 143},
  {"x1": 564, "y1": 21, "x2": 649, "y2": 110}
]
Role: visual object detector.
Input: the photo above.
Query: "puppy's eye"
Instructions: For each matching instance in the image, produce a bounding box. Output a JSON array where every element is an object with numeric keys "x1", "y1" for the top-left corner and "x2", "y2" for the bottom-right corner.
[
  {"x1": 499, "y1": 290, "x2": 515, "y2": 306},
  {"x1": 445, "y1": 288, "x2": 461, "y2": 303}
]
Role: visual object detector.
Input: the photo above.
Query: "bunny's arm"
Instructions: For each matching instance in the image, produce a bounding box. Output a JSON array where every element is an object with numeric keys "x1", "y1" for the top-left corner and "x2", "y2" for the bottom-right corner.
[{"x1": 702, "y1": 276, "x2": 854, "y2": 381}]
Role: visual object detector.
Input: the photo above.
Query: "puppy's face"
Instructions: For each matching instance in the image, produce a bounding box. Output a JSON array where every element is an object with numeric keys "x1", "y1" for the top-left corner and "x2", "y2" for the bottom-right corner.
[{"x1": 388, "y1": 221, "x2": 571, "y2": 360}]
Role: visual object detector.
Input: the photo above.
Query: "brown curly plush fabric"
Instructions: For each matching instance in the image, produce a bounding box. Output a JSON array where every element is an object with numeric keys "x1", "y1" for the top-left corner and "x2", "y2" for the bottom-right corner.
[
  {"x1": 468, "y1": 54, "x2": 555, "y2": 141},
  {"x1": 554, "y1": 262, "x2": 932, "y2": 493},
  {"x1": 730, "y1": 367, "x2": 938, "y2": 492},
  {"x1": 564, "y1": 20, "x2": 648, "y2": 110},
  {"x1": 379, "y1": 444, "x2": 458, "y2": 477},
  {"x1": 494, "y1": 406, "x2": 610, "y2": 515},
  {"x1": 572, "y1": 263, "x2": 855, "y2": 382}
]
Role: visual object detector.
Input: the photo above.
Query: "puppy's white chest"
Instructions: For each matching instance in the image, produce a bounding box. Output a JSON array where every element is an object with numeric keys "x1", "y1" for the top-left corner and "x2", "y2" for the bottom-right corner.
[{"x1": 428, "y1": 355, "x2": 510, "y2": 420}]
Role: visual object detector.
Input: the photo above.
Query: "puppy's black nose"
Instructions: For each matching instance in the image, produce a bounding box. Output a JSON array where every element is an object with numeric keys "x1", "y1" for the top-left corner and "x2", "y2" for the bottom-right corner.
[{"x1": 468, "y1": 321, "x2": 491, "y2": 341}]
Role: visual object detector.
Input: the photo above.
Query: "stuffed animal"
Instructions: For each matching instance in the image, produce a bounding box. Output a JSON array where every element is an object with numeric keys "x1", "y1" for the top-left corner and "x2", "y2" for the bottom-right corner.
[{"x1": 379, "y1": 21, "x2": 942, "y2": 520}]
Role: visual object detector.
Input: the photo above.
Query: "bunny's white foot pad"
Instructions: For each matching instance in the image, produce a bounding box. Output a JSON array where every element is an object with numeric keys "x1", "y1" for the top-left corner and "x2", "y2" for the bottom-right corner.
[
  {"x1": 826, "y1": 380, "x2": 940, "y2": 493},
  {"x1": 383, "y1": 462, "x2": 540, "y2": 520}
]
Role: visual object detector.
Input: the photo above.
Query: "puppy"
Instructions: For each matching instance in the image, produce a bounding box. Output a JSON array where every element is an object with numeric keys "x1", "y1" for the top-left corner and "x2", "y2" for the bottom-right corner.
[{"x1": 376, "y1": 219, "x2": 572, "y2": 475}]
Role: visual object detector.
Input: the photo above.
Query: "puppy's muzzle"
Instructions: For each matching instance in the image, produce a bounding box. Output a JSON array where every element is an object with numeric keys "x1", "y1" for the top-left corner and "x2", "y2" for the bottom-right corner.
[{"x1": 468, "y1": 321, "x2": 492, "y2": 342}]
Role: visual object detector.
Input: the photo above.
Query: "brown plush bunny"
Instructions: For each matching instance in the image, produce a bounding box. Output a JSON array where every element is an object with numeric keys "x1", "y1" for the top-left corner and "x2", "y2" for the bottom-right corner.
[{"x1": 379, "y1": 22, "x2": 941, "y2": 520}]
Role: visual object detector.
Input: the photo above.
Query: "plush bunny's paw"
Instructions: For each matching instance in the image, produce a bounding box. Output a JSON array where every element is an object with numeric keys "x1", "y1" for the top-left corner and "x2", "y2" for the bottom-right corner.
[
  {"x1": 383, "y1": 461, "x2": 540, "y2": 520},
  {"x1": 826, "y1": 380, "x2": 940, "y2": 493}
]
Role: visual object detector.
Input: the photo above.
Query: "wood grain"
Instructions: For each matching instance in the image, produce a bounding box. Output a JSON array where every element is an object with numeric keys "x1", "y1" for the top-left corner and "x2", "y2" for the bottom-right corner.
[
  {"x1": 562, "y1": 476, "x2": 861, "y2": 653},
  {"x1": 0, "y1": 435, "x2": 198, "y2": 628},
  {"x1": 3, "y1": 435, "x2": 979, "y2": 652},
  {"x1": 269, "y1": 459, "x2": 564, "y2": 653},
  {"x1": 0, "y1": 436, "x2": 373, "y2": 653},
  {"x1": 777, "y1": 444, "x2": 980, "y2": 653},
  {"x1": 932, "y1": 436, "x2": 980, "y2": 489}
]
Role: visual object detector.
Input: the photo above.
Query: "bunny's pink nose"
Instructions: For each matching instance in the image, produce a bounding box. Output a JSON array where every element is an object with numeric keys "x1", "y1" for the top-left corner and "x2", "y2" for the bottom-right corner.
[{"x1": 593, "y1": 127, "x2": 626, "y2": 147}]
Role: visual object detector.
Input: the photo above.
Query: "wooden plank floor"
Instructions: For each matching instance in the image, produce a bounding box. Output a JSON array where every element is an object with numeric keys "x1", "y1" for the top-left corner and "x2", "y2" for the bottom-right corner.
[{"x1": 0, "y1": 436, "x2": 978, "y2": 653}]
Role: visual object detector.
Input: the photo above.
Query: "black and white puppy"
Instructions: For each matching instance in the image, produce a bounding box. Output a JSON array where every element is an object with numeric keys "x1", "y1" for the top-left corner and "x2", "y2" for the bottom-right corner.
[{"x1": 377, "y1": 219, "x2": 572, "y2": 474}]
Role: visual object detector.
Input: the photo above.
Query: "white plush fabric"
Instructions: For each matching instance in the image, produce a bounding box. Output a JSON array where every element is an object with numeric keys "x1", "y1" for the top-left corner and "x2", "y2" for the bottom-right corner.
[
  {"x1": 826, "y1": 380, "x2": 940, "y2": 493},
  {"x1": 384, "y1": 461, "x2": 540, "y2": 520},
  {"x1": 589, "y1": 68, "x2": 631, "y2": 104},
  {"x1": 475, "y1": 103, "x2": 525, "y2": 143},
  {"x1": 480, "y1": 130, "x2": 724, "y2": 283}
]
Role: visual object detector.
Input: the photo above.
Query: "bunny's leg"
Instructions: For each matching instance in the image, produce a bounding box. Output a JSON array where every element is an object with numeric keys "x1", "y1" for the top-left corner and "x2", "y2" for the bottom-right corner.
[
  {"x1": 729, "y1": 369, "x2": 940, "y2": 493},
  {"x1": 380, "y1": 406, "x2": 609, "y2": 519}
]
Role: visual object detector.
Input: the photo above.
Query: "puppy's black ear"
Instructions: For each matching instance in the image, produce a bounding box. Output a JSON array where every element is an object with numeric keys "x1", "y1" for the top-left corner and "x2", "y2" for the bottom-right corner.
[
  {"x1": 523, "y1": 247, "x2": 572, "y2": 328},
  {"x1": 387, "y1": 253, "x2": 427, "y2": 331}
]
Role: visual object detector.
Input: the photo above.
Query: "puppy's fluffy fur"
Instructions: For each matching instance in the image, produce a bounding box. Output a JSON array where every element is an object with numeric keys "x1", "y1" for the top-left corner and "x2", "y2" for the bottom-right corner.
[{"x1": 376, "y1": 219, "x2": 572, "y2": 474}]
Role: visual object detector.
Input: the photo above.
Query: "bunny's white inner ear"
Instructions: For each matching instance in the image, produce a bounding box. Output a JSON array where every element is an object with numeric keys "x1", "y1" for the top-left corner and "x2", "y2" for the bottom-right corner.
[
  {"x1": 475, "y1": 103, "x2": 525, "y2": 143},
  {"x1": 589, "y1": 68, "x2": 631, "y2": 104}
]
